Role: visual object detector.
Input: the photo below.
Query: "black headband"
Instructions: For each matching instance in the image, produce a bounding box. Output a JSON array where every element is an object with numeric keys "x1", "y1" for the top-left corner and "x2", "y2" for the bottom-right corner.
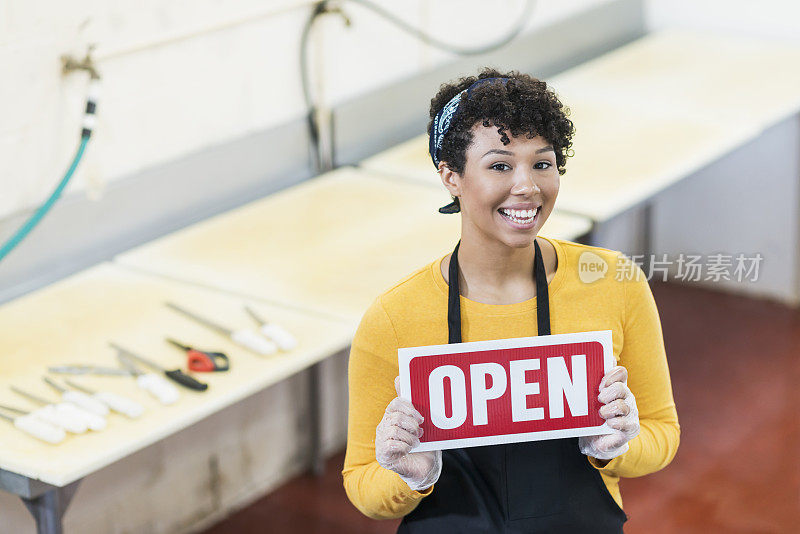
[{"x1": 429, "y1": 77, "x2": 509, "y2": 214}]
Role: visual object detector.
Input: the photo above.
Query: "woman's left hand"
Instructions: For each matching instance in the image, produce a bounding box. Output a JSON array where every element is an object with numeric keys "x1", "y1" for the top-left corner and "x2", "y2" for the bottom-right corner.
[{"x1": 578, "y1": 365, "x2": 640, "y2": 461}]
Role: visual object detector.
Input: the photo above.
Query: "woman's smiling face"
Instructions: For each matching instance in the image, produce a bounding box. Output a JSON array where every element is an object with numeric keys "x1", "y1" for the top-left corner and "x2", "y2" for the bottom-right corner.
[{"x1": 441, "y1": 123, "x2": 560, "y2": 248}]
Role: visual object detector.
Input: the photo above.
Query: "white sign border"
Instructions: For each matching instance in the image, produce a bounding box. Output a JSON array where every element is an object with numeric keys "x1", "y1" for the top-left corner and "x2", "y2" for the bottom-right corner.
[{"x1": 398, "y1": 329, "x2": 616, "y2": 452}]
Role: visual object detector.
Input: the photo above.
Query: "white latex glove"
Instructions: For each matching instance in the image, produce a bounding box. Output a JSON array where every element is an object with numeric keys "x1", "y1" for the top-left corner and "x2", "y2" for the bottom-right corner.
[
  {"x1": 375, "y1": 376, "x2": 442, "y2": 491},
  {"x1": 579, "y1": 365, "x2": 640, "y2": 461}
]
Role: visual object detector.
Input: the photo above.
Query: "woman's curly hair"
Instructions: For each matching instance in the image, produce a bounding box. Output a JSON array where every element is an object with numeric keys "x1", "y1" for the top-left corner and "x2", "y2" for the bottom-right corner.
[{"x1": 428, "y1": 68, "x2": 575, "y2": 208}]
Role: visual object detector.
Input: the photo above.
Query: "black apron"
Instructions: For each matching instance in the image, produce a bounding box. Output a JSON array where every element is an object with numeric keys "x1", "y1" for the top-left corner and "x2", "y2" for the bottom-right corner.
[{"x1": 398, "y1": 239, "x2": 628, "y2": 533}]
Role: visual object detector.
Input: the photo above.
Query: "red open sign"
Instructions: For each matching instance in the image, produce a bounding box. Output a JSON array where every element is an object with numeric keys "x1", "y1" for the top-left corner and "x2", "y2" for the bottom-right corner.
[{"x1": 398, "y1": 330, "x2": 615, "y2": 451}]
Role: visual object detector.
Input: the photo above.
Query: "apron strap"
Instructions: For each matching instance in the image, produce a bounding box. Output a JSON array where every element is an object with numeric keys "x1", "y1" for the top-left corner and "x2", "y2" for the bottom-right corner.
[
  {"x1": 533, "y1": 239, "x2": 551, "y2": 336},
  {"x1": 447, "y1": 239, "x2": 550, "y2": 344},
  {"x1": 447, "y1": 241, "x2": 463, "y2": 344}
]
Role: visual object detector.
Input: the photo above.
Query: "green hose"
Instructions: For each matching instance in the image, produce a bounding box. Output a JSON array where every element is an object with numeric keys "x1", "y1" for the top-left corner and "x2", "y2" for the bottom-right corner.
[{"x1": 0, "y1": 134, "x2": 90, "y2": 263}]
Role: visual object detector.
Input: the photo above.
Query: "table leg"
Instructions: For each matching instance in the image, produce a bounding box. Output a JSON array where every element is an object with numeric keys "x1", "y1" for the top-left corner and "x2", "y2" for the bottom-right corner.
[
  {"x1": 576, "y1": 226, "x2": 597, "y2": 246},
  {"x1": 21, "y1": 480, "x2": 81, "y2": 534},
  {"x1": 642, "y1": 201, "x2": 653, "y2": 280},
  {"x1": 308, "y1": 362, "x2": 325, "y2": 477},
  {"x1": 0, "y1": 469, "x2": 82, "y2": 534}
]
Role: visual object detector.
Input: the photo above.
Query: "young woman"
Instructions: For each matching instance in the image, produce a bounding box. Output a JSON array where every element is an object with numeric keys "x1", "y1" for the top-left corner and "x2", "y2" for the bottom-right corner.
[{"x1": 342, "y1": 68, "x2": 680, "y2": 533}]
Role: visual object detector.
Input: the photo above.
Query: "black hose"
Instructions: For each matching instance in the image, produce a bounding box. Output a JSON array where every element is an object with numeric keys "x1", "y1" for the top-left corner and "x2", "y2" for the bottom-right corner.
[{"x1": 299, "y1": 0, "x2": 537, "y2": 173}]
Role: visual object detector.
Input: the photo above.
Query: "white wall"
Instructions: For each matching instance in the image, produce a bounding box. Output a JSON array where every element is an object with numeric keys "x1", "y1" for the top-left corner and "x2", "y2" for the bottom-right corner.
[{"x1": 0, "y1": 0, "x2": 613, "y2": 222}]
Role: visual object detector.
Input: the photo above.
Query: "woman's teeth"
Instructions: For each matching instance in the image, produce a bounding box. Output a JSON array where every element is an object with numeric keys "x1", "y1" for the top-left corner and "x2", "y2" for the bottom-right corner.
[{"x1": 499, "y1": 207, "x2": 538, "y2": 223}]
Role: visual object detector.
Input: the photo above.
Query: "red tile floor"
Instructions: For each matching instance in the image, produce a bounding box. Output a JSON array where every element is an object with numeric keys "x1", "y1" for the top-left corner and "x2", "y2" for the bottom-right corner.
[{"x1": 202, "y1": 282, "x2": 800, "y2": 533}]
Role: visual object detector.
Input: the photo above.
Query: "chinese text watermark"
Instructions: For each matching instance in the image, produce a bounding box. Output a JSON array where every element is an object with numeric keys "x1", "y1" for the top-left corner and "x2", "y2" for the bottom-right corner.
[{"x1": 578, "y1": 252, "x2": 763, "y2": 284}]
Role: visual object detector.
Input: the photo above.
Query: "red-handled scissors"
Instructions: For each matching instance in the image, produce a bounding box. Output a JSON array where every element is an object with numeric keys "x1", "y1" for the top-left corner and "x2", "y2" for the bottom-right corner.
[{"x1": 166, "y1": 338, "x2": 230, "y2": 372}]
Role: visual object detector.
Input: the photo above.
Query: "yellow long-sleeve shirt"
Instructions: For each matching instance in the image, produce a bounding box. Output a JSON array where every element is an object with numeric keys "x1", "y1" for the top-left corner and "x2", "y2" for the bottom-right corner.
[{"x1": 342, "y1": 236, "x2": 680, "y2": 520}]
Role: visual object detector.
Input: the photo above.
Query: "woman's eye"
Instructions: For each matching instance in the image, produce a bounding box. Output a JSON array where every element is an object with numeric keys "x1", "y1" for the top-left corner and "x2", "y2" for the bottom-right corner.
[
  {"x1": 490, "y1": 163, "x2": 511, "y2": 171},
  {"x1": 534, "y1": 161, "x2": 552, "y2": 170}
]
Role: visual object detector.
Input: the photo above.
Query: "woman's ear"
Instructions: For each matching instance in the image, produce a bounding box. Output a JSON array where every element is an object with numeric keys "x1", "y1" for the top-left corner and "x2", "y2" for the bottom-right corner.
[{"x1": 439, "y1": 162, "x2": 461, "y2": 200}]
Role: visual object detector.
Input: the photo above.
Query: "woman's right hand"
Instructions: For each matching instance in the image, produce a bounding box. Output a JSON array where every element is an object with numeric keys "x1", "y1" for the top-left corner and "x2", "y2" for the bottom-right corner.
[{"x1": 375, "y1": 376, "x2": 442, "y2": 491}]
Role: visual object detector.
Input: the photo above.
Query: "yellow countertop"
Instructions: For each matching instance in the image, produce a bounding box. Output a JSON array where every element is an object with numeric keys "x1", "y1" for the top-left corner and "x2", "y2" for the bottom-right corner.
[
  {"x1": 361, "y1": 30, "x2": 800, "y2": 221},
  {"x1": 115, "y1": 167, "x2": 592, "y2": 324},
  {"x1": 0, "y1": 262, "x2": 352, "y2": 487}
]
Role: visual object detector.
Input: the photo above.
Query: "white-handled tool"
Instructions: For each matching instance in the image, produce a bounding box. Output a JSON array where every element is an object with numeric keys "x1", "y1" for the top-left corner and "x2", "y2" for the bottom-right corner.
[
  {"x1": 11, "y1": 386, "x2": 106, "y2": 431},
  {"x1": 43, "y1": 376, "x2": 109, "y2": 416},
  {"x1": 9, "y1": 386, "x2": 107, "y2": 432},
  {"x1": 64, "y1": 379, "x2": 144, "y2": 418},
  {"x1": 165, "y1": 301, "x2": 277, "y2": 355},
  {"x1": 32, "y1": 404, "x2": 89, "y2": 433},
  {"x1": 0, "y1": 405, "x2": 66, "y2": 444},
  {"x1": 244, "y1": 306, "x2": 298, "y2": 351},
  {"x1": 113, "y1": 348, "x2": 180, "y2": 405}
]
